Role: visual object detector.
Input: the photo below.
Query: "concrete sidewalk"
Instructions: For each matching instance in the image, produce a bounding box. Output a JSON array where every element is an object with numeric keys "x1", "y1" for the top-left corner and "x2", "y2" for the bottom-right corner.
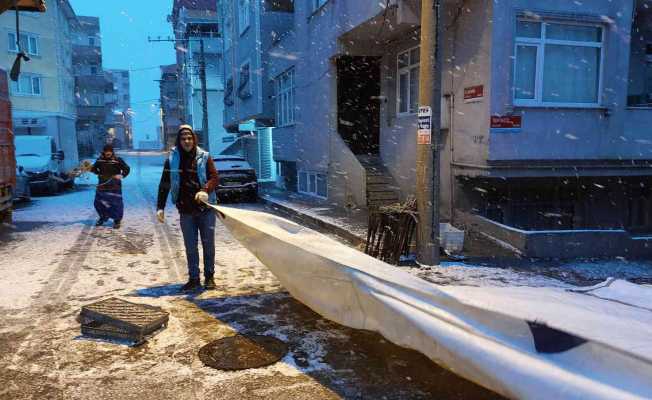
[{"x1": 259, "y1": 188, "x2": 368, "y2": 248}]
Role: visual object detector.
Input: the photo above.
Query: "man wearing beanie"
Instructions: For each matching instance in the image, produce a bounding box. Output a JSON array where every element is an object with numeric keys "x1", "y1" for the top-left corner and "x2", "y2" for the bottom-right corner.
[{"x1": 156, "y1": 125, "x2": 219, "y2": 291}]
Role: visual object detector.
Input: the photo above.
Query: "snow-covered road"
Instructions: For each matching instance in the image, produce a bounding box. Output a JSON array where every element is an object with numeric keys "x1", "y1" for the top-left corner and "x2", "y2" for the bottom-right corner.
[{"x1": 0, "y1": 152, "x2": 501, "y2": 400}]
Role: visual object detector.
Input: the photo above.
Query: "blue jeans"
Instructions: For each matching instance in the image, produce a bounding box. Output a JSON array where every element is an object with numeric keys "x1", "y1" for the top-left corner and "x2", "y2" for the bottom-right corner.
[{"x1": 179, "y1": 209, "x2": 216, "y2": 280}]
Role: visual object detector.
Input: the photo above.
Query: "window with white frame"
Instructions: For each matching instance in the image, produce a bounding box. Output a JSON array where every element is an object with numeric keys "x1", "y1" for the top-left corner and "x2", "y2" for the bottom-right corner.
[
  {"x1": 311, "y1": 0, "x2": 328, "y2": 12},
  {"x1": 397, "y1": 46, "x2": 419, "y2": 115},
  {"x1": 298, "y1": 170, "x2": 327, "y2": 198},
  {"x1": 275, "y1": 68, "x2": 295, "y2": 127},
  {"x1": 8, "y1": 32, "x2": 39, "y2": 55},
  {"x1": 9, "y1": 74, "x2": 41, "y2": 95},
  {"x1": 239, "y1": 0, "x2": 250, "y2": 35},
  {"x1": 513, "y1": 19, "x2": 604, "y2": 106}
]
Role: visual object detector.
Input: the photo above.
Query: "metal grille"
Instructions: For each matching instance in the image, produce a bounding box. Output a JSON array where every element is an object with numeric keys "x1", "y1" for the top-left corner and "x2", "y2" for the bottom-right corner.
[{"x1": 80, "y1": 297, "x2": 169, "y2": 345}]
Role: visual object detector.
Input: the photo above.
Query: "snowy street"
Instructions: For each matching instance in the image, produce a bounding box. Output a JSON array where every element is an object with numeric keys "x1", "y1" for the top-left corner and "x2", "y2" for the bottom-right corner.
[{"x1": 0, "y1": 152, "x2": 501, "y2": 400}]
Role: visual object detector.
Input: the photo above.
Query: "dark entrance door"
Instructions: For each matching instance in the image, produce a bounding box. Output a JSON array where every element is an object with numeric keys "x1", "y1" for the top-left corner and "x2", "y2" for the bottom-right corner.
[{"x1": 337, "y1": 56, "x2": 381, "y2": 155}]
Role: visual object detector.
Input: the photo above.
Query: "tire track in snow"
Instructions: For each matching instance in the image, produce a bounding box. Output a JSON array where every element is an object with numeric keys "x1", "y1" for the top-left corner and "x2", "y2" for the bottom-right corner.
[
  {"x1": 10, "y1": 216, "x2": 97, "y2": 367},
  {"x1": 134, "y1": 158, "x2": 183, "y2": 282},
  {"x1": 35, "y1": 219, "x2": 97, "y2": 305}
]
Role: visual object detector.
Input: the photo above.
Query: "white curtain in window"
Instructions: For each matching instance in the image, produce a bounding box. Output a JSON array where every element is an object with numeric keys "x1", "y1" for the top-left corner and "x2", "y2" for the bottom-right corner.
[
  {"x1": 399, "y1": 71, "x2": 408, "y2": 113},
  {"x1": 543, "y1": 45, "x2": 600, "y2": 103},
  {"x1": 515, "y1": 45, "x2": 537, "y2": 99}
]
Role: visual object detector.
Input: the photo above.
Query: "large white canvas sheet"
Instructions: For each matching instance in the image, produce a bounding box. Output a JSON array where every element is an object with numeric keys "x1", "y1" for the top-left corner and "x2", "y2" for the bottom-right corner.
[{"x1": 212, "y1": 205, "x2": 652, "y2": 400}]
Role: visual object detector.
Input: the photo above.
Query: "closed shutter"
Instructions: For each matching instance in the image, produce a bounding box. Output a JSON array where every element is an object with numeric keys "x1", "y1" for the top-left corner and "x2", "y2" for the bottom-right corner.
[{"x1": 257, "y1": 128, "x2": 274, "y2": 182}]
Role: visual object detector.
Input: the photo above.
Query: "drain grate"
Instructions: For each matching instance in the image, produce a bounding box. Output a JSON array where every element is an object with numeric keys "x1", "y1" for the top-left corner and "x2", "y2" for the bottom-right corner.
[
  {"x1": 80, "y1": 297, "x2": 169, "y2": 345},
  {"x1": 198, "y1": 335, "x2": 288, "y2": 370}
]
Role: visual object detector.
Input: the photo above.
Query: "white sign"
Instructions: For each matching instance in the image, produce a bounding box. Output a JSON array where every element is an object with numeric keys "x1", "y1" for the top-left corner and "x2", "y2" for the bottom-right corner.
[{"x1": 417, "y1": 106, "x2": 432, "y2": 145}]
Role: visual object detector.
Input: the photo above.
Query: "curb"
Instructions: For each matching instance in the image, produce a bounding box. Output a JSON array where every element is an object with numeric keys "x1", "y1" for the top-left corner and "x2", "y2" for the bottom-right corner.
[{"x1": 259, "y1": 195, "x2": 366, "y2": 248}]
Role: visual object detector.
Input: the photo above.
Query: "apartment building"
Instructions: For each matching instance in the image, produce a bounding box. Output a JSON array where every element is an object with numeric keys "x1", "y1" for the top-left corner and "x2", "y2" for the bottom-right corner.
[{"x1": 0, "y1": 0, "x2": 79, "y2": 171}]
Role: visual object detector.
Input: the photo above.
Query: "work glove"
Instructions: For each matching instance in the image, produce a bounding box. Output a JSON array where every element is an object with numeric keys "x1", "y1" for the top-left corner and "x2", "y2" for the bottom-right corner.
[
  {"x1": 156, "y1": 209, "x2": 165, "y2": 223},
  {"x1": 195, "y1": 191, "x2": 209, "y2": 204}
]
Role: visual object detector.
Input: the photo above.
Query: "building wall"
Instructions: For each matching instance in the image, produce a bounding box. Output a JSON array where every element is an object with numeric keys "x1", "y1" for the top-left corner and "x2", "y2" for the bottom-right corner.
[
  {"x1": 222, "y1": 0, "x2": 294, "y2": 128},
  {"x1": 488, "y1": 0, "x2": 636, "y2": 162},
  {"x1": 0, "y1": 1, "x2": 79, "y2": 170},
  {"x1": 173, "y1": 8, "x2": 229, "y2": 154}
]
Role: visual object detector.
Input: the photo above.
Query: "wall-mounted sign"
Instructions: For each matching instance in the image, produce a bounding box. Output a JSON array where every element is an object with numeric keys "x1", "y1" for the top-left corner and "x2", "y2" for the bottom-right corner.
[
  {"x1": 417, "y1": 106, "x2": 432, "y2": 145},
  {"x1": 490, "y1": 115, "x2": 522, "y2": 133},
  {"x1": 464, "y1": 85, "x2": 484, "y2": 102}
]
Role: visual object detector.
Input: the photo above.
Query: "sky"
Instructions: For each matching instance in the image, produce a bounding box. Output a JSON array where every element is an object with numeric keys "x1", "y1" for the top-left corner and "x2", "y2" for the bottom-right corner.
[{"x1": 68, "y1": 0, "x2": 176, "y2": 148}]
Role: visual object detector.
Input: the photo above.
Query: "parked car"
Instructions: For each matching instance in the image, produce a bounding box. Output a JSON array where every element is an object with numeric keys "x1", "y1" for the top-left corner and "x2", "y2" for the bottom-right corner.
[
  {"x1": 14, "y1": 135, "x2": 73, "y2": 194},
  {"x1": 12, "y1": 166, "x2": 30, "y2": 202},
  {"x1": 213, "y1": 156, "x2": 258, "y2": 202}
]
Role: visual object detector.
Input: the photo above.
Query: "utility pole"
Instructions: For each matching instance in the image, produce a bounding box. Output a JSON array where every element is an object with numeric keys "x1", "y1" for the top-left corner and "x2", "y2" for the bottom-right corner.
[
  {"x1": 148, "y1": 36, "x2": 210, "y2": 152},
  {"x1": 416, "y1": 0, "x2": 442, "y2": 266},
  {"x1": 199, "y1": 38, "x2": 209, "y2": 152}
]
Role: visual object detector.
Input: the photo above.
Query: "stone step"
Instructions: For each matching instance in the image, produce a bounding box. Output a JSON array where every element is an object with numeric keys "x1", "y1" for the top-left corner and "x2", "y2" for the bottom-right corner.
[
  {"x1": 367, "y1": 183, "x2": 400, "y2": 192},
  {"x1": 366, "y1": 175, "x2": 393, "y2": 184},
  {"x1": 367, "y1": 191, "x2": 400, "y2": 201}
]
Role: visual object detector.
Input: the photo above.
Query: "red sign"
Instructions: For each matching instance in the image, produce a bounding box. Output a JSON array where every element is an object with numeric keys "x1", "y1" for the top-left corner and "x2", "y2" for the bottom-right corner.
[
  {"x1": 464, "y1": 85, "x2": 484, "y2": 101},
  {"x1": 490, "y1": 115, "x2": 522, "y2": 129}
]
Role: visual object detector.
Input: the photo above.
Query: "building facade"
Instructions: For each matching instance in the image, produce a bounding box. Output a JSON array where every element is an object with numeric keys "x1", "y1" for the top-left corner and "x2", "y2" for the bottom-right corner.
[
  {"x1": 105, "y1": 69, "x2": 132, "y2": 149},
  {"x1": 224, "y1": 0, "x2": 652, "y2": 257},
  {"x1": 170, "y1": 0, "x2": 232, "y2": 155},
  {"x1": 159, "y1": 64, "x2": 183, "y2": 150},
  {"x1": 72, "y1": 16, "x2": 110, "y2": 157},
  {"x1": 219, "y1": 0, "x2": 294, "y2": 183},
  {"x1": 0, "y1": 0, "x2": 79, "y2": 172}
]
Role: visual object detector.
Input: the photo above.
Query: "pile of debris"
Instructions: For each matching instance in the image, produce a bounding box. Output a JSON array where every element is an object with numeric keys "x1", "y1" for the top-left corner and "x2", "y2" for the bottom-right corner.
[{"x1": 365, "y1": 198, "x2": 418, "y2": 265}]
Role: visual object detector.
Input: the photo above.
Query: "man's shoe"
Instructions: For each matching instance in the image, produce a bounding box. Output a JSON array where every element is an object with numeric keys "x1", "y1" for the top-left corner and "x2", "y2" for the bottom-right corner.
[
  {"x1": 204, "y1": 275, "x2": 216, "y2": 290},
  {"x1": 181, "y1": 278, "x2": 201, "y2": 292},
  {"x1": 95, "y1": 218, "x2": 107, "y2": 226},
  {"x1": 113, "y1": 220, "x2": 121, "y2": 229}
]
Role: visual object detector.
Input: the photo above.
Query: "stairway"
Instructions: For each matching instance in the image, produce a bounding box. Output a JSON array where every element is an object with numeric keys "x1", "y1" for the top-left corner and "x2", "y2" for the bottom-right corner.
[{"x1": 357, "y1": 155, "x2": 400, "y2": 208}]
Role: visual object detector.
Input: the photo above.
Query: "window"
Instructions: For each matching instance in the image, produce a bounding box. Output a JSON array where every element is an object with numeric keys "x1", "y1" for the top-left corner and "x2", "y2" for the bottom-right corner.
[
  {"x1": 397, "y1": 46, "x2": 419, "y2": 115},
  {"x1": 514, "y1": 20, "x2": 604, "y2": 106},
  {"x1": 239, "y1": 0, "x2": 250, "y2": 35},
  {"x1": 311, "y1": 0, "x2": 328, "y2": 12},
  {"x1": 298, "y1": 170, "x2": 327, "y2": 198},
  {"x1": 238, "y1": 61, "x2": 251, "y2": 98},
  {"x1": 90, "y1": 66, "x2": 98, "y2": 75},
  {"x1": 90, "y1": 94, "x2": 103, "y2": 106},
  {"x1": 88, "y1": 36, "x2": 95, "y2": 46},
  {"x1": 10, "y1": 74, "x2": 41, "y2": 95},
  {"x1": 224, "y1": 76, "x2": 234, "y2": 105},
  {"x1": 8, "y1": 32, "x2": 39, "y2": 55},
  {"x1": 275, "y1": 68, "x2": 295, "y2": 126},
  {"x1": 265, "y1": 0, "x2": 294, "y2": 12}
]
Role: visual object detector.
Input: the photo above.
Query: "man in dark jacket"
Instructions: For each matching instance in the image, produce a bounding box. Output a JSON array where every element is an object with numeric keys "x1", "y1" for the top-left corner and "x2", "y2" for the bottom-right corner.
[
  {"x1": 91, "y1": 144, "x2": 130, "y2": 228},
  {"x1": 157, "y1": 125, "x2": 219, "y2": 291}
]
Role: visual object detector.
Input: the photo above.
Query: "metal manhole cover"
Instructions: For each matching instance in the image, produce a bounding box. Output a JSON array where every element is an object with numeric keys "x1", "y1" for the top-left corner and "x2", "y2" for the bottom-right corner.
[{"x1": 198, "y1": 335, "x2": 288, "y2": 370}]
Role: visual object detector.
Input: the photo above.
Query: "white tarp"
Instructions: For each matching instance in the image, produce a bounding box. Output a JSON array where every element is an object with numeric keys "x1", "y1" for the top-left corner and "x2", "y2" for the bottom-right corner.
[{"x1": 211, "y1": 205, "x2": 652, "y2": 400}]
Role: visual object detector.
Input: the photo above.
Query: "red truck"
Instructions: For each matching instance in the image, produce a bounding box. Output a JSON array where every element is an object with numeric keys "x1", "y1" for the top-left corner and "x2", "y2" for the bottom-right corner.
[{"x1": 0, "y1": 69, "x2": 13, "y2": 224}]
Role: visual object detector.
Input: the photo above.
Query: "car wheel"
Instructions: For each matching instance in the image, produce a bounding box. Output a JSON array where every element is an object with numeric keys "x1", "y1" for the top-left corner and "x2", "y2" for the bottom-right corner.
[
  {"x1": 47, "y1": 176, "x2": 58, "y2": 194},
  {"x1": 0, "y1": 209, "x2": 12, "y2": 224},
  {"x1": 248, "y1": 189, "x2": 258, "y2": 203}
]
